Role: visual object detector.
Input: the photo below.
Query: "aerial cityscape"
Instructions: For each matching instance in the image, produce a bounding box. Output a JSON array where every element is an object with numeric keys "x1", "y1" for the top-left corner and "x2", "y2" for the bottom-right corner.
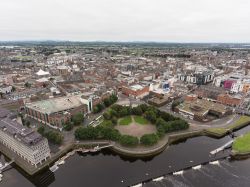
[{"x1": 1, "y1": 0, "x2": 250, "y2": 187}]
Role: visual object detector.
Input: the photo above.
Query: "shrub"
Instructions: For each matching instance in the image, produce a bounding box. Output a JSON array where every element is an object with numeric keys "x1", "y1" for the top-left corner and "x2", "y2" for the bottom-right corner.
[
  {"x1": 140, "y1": 134, "x2": 159, "y2": 146},
  {"x1": 119, "y1": 135, "x2": 139, "y2": 146}
]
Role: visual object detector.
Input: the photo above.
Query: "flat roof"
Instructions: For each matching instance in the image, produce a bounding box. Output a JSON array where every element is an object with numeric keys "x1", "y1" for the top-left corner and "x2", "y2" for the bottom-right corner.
[
  {"x1": 0, "y1": 117, "x2": 44, "y2": 146},
  {"x1": 178, "y1": 99, "x2": 228, "y2": 116},
  {"x1": 130, "y1": 84, "x2": 144, "y2": 91},
  {"x1": 26, "y1": 95, "x2": 84, "y2": 114}
]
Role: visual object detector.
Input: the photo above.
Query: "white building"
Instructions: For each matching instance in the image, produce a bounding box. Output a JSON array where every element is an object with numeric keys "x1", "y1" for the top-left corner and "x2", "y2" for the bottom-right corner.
[
  {"x1": 231, "y1": 81, "x2": 244, "y2": 93},
  {"x1": 0, "y1": 116, "x2": 51, "y2": 167}
]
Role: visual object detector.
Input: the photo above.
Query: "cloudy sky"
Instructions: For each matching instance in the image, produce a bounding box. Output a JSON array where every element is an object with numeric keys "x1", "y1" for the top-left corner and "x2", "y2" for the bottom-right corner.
[{"x1": 0, "y1": 0, "x2": 250, "y2": 42}]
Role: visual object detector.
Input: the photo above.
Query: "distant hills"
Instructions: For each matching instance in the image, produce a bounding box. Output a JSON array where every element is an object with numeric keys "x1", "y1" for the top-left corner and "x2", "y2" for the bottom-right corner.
[{"x1": 0, "y1": 40, "x2": 250, "y2": 49}]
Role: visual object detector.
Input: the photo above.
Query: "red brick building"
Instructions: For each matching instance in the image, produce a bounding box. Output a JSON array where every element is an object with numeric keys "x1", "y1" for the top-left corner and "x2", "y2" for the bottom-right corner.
[
  {"x1": 122, "y1": 84, "x2": 149, "y2": 99},
  {"x1": 217, "y1": 94, "x2": 242, "y2": 107}
]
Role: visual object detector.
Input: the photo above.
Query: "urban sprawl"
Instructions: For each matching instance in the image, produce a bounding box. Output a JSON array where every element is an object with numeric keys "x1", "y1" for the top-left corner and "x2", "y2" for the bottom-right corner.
[{"x1": 1, "y1": 43, "x2": 250, "y2": 174}]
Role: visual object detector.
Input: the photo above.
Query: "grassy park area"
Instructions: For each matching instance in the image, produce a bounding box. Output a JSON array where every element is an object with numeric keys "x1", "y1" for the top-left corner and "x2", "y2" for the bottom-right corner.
[
  {"x1": 233, "y1": 132, "x2": 250, "y2": 154},
  {"x1": 119, "y1": 116, "x2": 132, "y2": 125},
  {"x1": 75, "y1": 104, "x2": 189, "y2": 147},
  {"x1": 134, "y1": 116, "x2": 149, "y2": 125},
  {"x1": 206, "y1": 116, "x2": 250, "y2": 137}
]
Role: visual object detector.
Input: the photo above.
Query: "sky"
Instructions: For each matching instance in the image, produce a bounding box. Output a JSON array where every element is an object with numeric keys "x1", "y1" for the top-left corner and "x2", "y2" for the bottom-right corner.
[{"x1": 0, "y1": 0, "x2": 250, "y2": 42}]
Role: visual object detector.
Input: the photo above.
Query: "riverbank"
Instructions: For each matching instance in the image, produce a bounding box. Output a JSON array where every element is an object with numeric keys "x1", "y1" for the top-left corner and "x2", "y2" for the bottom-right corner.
[
  {"x1": 231, "y1": 132, "x2": 250, "y2": 159},
  {"x1": 2, "y1": 115, "x2": 250, "y2": 176},
  {"x1": 205, "y1": 116, "x2": 250, "y2": 138}
]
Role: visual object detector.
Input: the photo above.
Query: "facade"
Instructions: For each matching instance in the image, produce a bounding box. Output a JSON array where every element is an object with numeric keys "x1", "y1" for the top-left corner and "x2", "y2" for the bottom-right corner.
[
  {"x1": 25, "y1": 95, "x2": 88, "y2": 129},
  {"x1": 178, "y1": 71, "x2": 214, "y2": 85},
  {"x1": 0, "y1": 116, "x2": 50, "y2": 167}
]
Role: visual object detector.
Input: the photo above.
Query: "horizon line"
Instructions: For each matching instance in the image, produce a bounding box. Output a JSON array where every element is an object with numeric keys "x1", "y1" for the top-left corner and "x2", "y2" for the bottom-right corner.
[{"x1": 0, "y1": 40, "x2": 250, "y2": 44}]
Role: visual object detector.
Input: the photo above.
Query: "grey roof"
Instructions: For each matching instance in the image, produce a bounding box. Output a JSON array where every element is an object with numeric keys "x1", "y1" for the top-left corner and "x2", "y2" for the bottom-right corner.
[{"x1": 0, "y1": 117, "x2": 44, "y2": 146}]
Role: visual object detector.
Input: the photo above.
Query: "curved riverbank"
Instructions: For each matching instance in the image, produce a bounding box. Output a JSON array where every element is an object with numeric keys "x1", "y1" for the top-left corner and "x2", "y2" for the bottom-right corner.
[
  {"x1": 231, "y1": 131, "x2": 250, "y2": 159},
  {"x1": 111, "y1": 129, "x2": 204, "y2": 157}
]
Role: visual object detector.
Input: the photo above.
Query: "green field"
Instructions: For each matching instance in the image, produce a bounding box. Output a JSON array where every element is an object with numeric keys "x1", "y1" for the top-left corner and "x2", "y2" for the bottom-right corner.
[
  {"x1": 233, "y1": 132, "x2": 250, "y2": 154},
  {"x1": 134, "y1": 116, "x2": 149, "y2": 125},
  {"x1": 119, "y1": 116, "x2": 132, "y2": 125}
]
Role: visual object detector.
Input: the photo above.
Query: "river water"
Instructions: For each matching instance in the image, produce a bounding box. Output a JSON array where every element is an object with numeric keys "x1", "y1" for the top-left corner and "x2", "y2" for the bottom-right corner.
[{"x1": 1, "y1": 125, "x2": 250, "y2": 187}]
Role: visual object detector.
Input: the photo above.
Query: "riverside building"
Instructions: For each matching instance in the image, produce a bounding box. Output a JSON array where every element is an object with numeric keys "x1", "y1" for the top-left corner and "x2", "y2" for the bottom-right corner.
[{"x1": 0, "y1": 114, "x2": 51, "y2": 167}]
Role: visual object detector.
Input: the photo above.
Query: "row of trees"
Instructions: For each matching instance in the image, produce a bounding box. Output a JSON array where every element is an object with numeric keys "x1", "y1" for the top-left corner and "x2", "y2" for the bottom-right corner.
[
  {"x1": 74, "y1": 125, "x2": 160, "y2": 147},
  {"x1": 93, "y1": 94, "x2": 118, "y2": 114},
  {"x1": 74, "y1": 126, "x2": 140, "y2": 147},
  {"x1": 38, "y1": 126, "x2": 64, "y2": 145}
]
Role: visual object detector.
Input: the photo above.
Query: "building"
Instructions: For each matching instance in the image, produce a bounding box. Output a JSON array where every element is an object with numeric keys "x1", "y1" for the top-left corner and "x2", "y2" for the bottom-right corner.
[
  {"x1": 176, "y1": 98, "x2": 231, "y2": 121},
  {"x1": 217, "y1": 94, "x2": 242, "y2": 107},
  {"x1": 35, "y1": 69, "x2": 50, "y2": 78},
  {"x1": 194, "y1": 85, "x2": 226, "y2": 100},
  {"x1": 25, "y1": 95, "x2": 88, "y2": 129},
  {"x1": 178, "y1": 71, "x2": 214, "y2": 85},
  {"x1": 122, "y1": 84, "x2": 149, "y2": 99},
  {"x1": 0, "y1": 112, "x2": 50, "y2": 167}
]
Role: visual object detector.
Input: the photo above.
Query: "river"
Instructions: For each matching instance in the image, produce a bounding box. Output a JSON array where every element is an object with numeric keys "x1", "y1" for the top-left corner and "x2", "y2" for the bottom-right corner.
[{"x1": 1, "y1": 125, "x2": 250, "y2": 187}]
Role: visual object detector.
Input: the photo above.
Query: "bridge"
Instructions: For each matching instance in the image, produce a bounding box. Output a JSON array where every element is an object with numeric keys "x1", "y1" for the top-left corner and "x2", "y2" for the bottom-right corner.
[{"x1": 210, "y1": 140, "x2": 234, "y2": 155}]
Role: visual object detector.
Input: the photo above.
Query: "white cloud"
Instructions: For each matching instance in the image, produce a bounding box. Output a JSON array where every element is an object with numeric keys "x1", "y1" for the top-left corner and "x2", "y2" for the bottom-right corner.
[{"x1": 0, "y1": 0, "x2": 250, "y2": 42}]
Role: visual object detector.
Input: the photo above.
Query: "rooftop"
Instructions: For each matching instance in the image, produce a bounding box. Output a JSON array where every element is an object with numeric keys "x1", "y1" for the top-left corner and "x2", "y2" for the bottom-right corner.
[
  {"x1": 178, "y1": 99, "x2": 228, "y2": 117},
  {"x1": 0, "y1": 117, "x2": 44, "y2": 146},
  {"x1": 25, "y1": 95, "x2": 84, "y2": 114}
]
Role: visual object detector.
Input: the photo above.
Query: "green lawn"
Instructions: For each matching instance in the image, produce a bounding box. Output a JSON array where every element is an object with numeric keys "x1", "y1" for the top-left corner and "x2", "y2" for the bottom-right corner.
[
  {"x1": 119, "y1": 116, "x2": 132, "y2": 125},
  {"x1": 233, "y1": 131, "x2": 250, "y2": 154},
  {"x1": 206, "y1": 128, "x2": 227, "y2": 135},
  {"x1": 134, "y1": 116, "x2": 149, "y2": 125},
  {"x1": 229, "y1": 116, "x2": 250, "y2": 129}
]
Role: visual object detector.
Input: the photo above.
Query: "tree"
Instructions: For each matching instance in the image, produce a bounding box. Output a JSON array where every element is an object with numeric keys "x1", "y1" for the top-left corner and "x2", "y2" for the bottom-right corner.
[
  {"x1": 72, "y1": 113, "x2": 84, "y2": 126},
  {"x1": 45, "y1": 131, "x2": 63, "y2": 145},
  {"x1": 37, "y1": 126, "x2": 45, "y2": 135},
  {"x1": 120, "y1": 135, "x2": 139, "y2": 146},
  {"x1": 171, "y1": 100, "x2": 181, "y2": 111},
  {"x1": 25, "y1": 121, "x2": 31, "y2": 128},
  {"x1": 132, "y1": 106, "x2": 143, "y2": 116},
  {"x1": 11, "y1": 86, "x2": 16, "y2": 92},
  {"x1": 156, "y1": 126, "x2": 165, "y2": 138},
  {"x1": 74, "y1": 126, "x2": 99, "y2": 140},
  {"x1": 93, "y1": 106, "x2": 100, "y2": 114},
  {"x1": 63, "y1": 121, "x2": 73, "y2": 131},
  {"x1": 111, "y1": 117, "x2": 118, "y2": 125},
  {"x1": 140, "y1": 134, "x2": 159, "y2": 146},
  {"x1": 144, "y1": 110, "x2": 157, "y2": 124},
  {"x1": 138, "y1": 104, "x2": 148, "y2": 113},
  {"x1": 103, "y1": 98, "x2": 112, "y2": 107},
  {"x1": 103, "y1": 112, "x2": 111, "y2": 120},
  {"x1": 97, "y1": 126, "x2": 121, "y2": 141},
  {"x1": 156, "y1": 118, "x2": 166, "y2": 127},
  {"x1": 24, "y1": 82, "x2": 31, "y2": 88}
]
